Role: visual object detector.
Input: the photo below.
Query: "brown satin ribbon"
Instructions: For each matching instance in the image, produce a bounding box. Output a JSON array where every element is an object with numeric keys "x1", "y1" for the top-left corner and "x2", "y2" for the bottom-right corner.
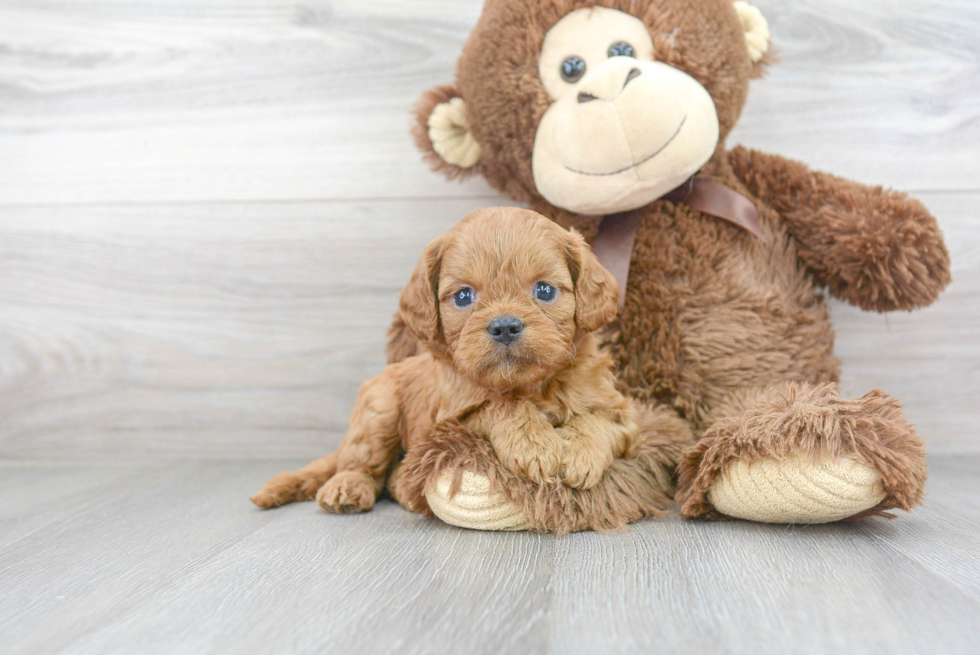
[{"x1": 593, "y1": 177, "x2": 764, "y2": 307}]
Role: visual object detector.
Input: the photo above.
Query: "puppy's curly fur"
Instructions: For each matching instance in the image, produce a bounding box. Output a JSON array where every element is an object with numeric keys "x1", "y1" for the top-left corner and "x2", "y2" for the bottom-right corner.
[{"x1": 252, "y1": 208, "x2": 666, "y2": 516}]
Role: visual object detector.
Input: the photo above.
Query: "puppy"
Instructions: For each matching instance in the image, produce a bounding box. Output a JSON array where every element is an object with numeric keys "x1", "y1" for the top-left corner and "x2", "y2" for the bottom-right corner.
[{"x1": 251, "y1": 207, "x2": 640, "y2": 514}]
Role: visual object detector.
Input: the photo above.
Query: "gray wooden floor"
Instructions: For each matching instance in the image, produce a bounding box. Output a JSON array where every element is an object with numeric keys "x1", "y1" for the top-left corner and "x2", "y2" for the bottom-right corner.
[
  {"x1": 2, "y1": 456, "x2": 979, "y2": 654},
  {"x1": 1, "y1": 0, "x2": 979, "y2": 652}
]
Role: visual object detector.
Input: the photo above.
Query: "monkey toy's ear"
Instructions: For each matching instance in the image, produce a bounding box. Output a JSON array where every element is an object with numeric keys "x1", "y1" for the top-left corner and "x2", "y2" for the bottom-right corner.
[
  {"x1": 412, "y1": 85, "x2": 482, "y2": 180},
  {"x1": 733, "y1": 1, "x2": 774, "y2": 78}
]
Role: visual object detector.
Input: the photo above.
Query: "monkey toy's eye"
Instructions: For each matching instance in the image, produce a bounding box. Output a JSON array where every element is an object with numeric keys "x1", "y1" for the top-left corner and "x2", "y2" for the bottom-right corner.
[
  {"x1": 607, "y1": 41, "x2": 635, "y2": 58},
  {"x1": 560, "y1": 56, "x2": 586, "y2": 83},
  {"x1": 534, "y1": 282, "x2": 558, "y2": 303},
  {"x1": 452, "y1": 287, "x2": 475, "y2": 308}
]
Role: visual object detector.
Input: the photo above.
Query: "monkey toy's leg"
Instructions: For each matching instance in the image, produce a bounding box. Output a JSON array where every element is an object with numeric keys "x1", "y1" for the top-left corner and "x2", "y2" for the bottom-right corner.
[
  {"x1": 397, "y1": 403, "x2": 693, "y2": 534},
  {"x1": 251, "y1": 373, "x2": 402, "y2": 514},
  {"x1": 675, "y1": 382, "x2": 927, "y2": 523}
]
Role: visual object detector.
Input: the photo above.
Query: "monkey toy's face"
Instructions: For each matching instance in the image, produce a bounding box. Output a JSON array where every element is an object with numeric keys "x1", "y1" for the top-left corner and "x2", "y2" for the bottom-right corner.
[
  {"x1": 533, "y1": 8, "x2": 720, "y2": 215},
  {"x1": 414, "y1": 0, "x2": 771, "y2": 217}
]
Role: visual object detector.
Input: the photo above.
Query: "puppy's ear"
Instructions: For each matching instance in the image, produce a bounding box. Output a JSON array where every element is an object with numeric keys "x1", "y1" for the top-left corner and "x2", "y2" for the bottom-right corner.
[
  {"x1": 412, "y1": 85, "x2": 482, "y2": 180},
  {"x1": 564, "y1": 230, "x2": 619, "y2": 332},
  {"x1": 399, "y1": 233, "x2": 448, "y2": 343}
]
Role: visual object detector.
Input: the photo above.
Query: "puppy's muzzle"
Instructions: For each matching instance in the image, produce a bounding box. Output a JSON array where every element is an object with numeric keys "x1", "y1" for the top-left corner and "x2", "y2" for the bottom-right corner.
[{"x1": 487, "y1": 316, "x2": 524, "y2": 346}]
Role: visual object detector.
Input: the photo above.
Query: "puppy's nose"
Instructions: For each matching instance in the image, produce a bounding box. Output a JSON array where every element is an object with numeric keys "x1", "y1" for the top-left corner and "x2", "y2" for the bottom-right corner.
[{"x1": 487, "y1": 316, "x2": 524, "y2": 346}]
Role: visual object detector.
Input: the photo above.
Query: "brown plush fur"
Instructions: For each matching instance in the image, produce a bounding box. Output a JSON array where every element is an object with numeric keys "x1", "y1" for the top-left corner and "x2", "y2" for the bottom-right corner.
[
  {"x1": 395, "y1": 402, "x2": 692, "y2": 534},
  {"x1": 675, "y1": 382, "x2": 927, "y2": 519},
  {"x1": 397, "y1": 0, "x2": 950, "y2": 525},
  {"x1": 417, "y1": 0, "x2": 759, "y2": 198},
  {"x1": 252, "y1": 208, "x2": 667, "y2": 514}
]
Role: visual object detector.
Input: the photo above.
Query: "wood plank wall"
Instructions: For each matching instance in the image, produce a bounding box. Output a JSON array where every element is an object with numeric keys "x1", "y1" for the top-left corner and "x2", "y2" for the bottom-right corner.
[{"x1": 1, "y1": 0, "x2": 977, "y2": 457}]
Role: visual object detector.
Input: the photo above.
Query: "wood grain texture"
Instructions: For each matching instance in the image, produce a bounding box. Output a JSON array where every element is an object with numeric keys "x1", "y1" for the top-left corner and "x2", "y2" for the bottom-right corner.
[
  {"x1": 0, "y1": 0, "x2": 977, "y2": 458},
  {"x1": 0, "y1": 193, "x2": 974, "y2": 457},
  {"x1": 0, "y1": 459, "x2": 166, "y2": 547},
  {"x1": 833, "y1": 192, "x2": 980, "y2": 454},
  {"x1": 733, "y1": 0, "x2": 980, "y2": 192},
  {"x1": 0, "y1": 0, "x2": 977, "y2": 206},
  {"x1": 0, "y1": 457, "x2": 977, "y2": 654},
  {"x1": 0, "y1": 197, "x2": 513, "y2": 458},
  {"x1": 1, "y1": 2, "x2": 976, "y2": 651}
]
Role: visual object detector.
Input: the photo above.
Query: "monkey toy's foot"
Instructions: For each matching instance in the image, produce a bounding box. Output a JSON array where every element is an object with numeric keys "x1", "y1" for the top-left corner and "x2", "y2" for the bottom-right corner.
[
  {"x1": 676, "y1": 383, "x2": 927, "y2": 524},
  {"x1": 426, "y1": 469, "x2": 531, "y2": 531},
  {"x1": 397, "y1": 405, "x2": 691, "y2": 534},
  {"x1": 704, "y1": 451, "x2": 886, "y2": 523}
]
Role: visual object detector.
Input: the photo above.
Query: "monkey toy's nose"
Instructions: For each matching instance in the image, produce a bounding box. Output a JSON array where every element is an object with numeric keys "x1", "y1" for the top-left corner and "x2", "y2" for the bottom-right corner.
[
  {"x1": 488, "y1": 316, "x2": 524, "y2": 346},
  {"x1": 577, "y1": 66, "x2": 642, "y2": 103}
]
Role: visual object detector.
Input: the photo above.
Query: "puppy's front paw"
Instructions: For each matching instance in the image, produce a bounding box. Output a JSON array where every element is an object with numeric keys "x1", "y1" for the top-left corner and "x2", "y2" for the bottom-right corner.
[
  {"x1": 560, "y1": 438, "x2": 613, "y2": 490},
  {"x1": 315, "y1": 470, "x2": 377, "y2": 514},
  {"x1": 498, "y1": 444, "x2": 563, "y2": 485}
]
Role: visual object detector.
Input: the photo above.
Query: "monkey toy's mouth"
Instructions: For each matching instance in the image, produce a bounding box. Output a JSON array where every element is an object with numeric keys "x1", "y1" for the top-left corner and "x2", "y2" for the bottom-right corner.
[
  {"x1": 532, "y1": 56, "x2": 719, "y2": 216},
  {"x1": 562, "y1": 115, "x2": 688, "y2": 177}
]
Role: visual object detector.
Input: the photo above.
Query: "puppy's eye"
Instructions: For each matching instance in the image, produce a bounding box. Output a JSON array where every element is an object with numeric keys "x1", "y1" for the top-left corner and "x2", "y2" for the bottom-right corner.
[
  {"x1": 452, "y1": 287, "x2": 475, "y2": 308},
  {"x1": 560, "y1": 56, "x2": 586, "y2": 83},
  {"x1": 608, "y1": 41, "x2": 635, "y2": 58},
  {"x1": 534, "y1": 282, "x2": 558, "y2": 303}
]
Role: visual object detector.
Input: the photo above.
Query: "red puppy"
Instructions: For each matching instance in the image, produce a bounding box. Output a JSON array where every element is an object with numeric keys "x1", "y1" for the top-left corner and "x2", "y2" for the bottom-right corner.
[{"x1": 251, "y1": 207, "x2": 638, "y2": 513}]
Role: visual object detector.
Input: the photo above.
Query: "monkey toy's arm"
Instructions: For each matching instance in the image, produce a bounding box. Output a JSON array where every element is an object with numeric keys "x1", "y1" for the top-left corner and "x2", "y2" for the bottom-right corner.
[{"x1": 728, "y1": 145, "x2": 951, "y2": 312}]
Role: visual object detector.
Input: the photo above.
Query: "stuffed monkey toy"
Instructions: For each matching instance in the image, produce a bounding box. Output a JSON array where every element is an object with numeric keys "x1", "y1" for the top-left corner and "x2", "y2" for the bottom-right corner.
[{"x1": 388, "y1": 0, "x2": 950, "y2": 531}]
